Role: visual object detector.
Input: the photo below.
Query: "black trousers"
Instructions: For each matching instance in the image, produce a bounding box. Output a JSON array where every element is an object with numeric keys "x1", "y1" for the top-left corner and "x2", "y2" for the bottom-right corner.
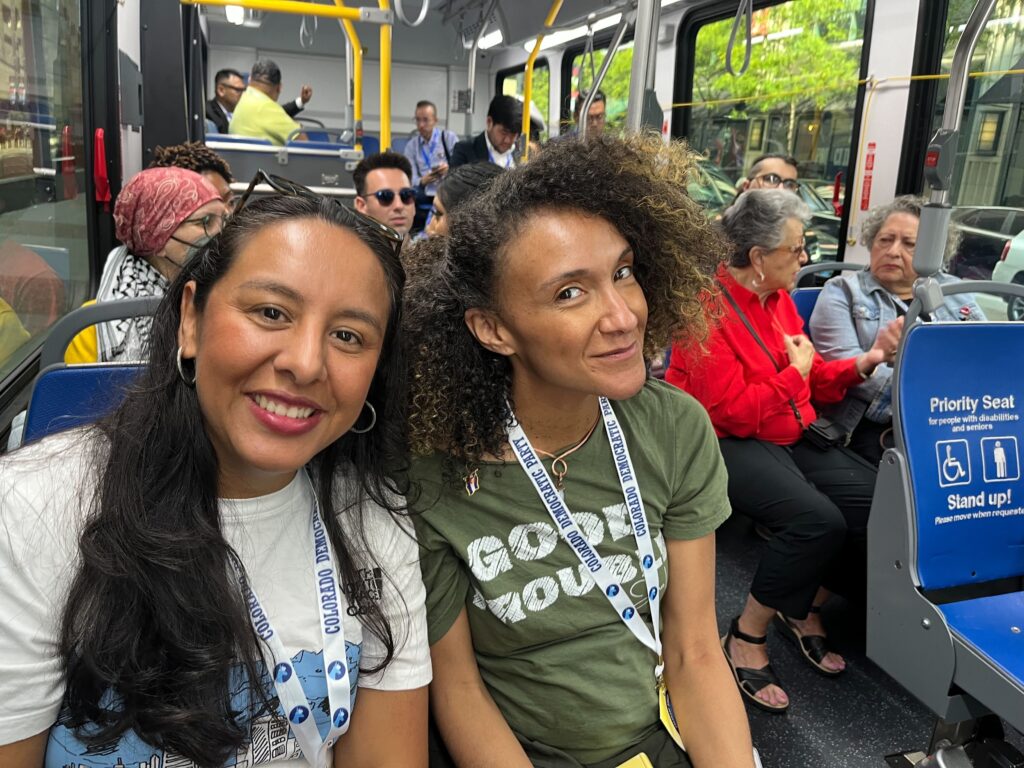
[
  {"x1": 847, "y1": 418, "x2": 893, "y2": 466},
  {"x1": 718, "y1": 437, "x2": 877, "y2": 618}
]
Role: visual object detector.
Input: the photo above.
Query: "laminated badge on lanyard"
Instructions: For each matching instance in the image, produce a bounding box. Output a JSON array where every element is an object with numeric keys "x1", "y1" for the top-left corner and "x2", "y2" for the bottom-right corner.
[
  {"x1": 234, "y1": 473, "x2": 352, "y2": 768},
  {"x1": 507, "y1": 397, "x2": 685, "y2": 752}
]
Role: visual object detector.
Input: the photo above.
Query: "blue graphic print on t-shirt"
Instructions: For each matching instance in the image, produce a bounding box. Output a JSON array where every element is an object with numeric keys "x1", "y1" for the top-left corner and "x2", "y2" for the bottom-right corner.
[{"x1": 44, "y1": 642, "x2": 361, "y2": 767}]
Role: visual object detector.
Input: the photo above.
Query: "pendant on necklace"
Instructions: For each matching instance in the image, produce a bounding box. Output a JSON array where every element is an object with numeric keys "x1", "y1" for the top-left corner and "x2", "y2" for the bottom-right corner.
[{"x1": 464, "y1": 468, "x2": 480, "y2": 497}]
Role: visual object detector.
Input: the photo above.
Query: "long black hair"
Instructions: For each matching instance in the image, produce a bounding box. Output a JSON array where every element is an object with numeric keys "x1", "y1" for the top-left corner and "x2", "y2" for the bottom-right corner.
[{"x1": 58, "y1": 194, "x2": 408, "y2": 765}]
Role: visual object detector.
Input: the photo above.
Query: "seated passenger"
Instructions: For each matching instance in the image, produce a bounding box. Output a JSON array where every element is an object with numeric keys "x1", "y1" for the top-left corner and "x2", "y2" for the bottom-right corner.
[
  {"x1": 406, "y1": 135, "x2": 756, "y2": 766},
  {"x1": 229, "y1": 59, "x2": 306, "y2": 145},
  {"x1": 65, "y1": 167, "x2": 227, "y2": 363},
  {"x1": 0, "y1": 192, "x2": 429, "y2": 766},
  {"x1": 150, "y1": 141, "x2": 236, "y2": 209},
  {"x1": 0, "y1": 296, "x2": 30, "y2": 360},
  {"x1": 0, "y1": 238, "x2": 66, "y2": 336},
  {"x1": 425, "y1": 161, "x2": 503, "y2": 238},
  {"x1": 353, "y1": 151, "x2": 416, "y2": 239},
  {"x1": 810, "y1": 195, "x2": 985, "y2": 464},
  {"x1": 666, "y1": 189, "x2": 900, "y2": 714}
]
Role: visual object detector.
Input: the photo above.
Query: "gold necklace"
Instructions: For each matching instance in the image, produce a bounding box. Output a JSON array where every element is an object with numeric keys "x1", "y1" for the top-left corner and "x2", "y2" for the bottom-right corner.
[{"x1": 535, "y1": 417, "x2": 601, "y2": 491}]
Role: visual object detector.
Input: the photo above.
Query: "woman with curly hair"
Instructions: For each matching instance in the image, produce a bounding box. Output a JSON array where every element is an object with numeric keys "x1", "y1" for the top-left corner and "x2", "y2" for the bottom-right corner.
[
  {"x1": 150, "y1": 140, "x2": 236, "y2": 208},
  {"x1": 405, "y1": 134, "x2": 755, "y2": 767}
]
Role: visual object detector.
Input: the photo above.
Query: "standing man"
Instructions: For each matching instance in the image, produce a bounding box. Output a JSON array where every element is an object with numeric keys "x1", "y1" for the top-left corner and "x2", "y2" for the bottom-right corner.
[
  {"x1": 739, "y1": 153, "x2": 800, "y2": 193},
  {"x1": 403, "y1": 100, "x2": 459, "y2": 233},
  {"x1": 353, "y1": 152, "x2": 416, "y2": 239},
  {"x1": 228, "y1": 60, "x2": 306, "y2": 146},
  {"x1": 450, "y1": 95, "x2": 521, "y2": 169},
  {"x1": 205, "y1": 69, "x2": 246, "y2": 134}
]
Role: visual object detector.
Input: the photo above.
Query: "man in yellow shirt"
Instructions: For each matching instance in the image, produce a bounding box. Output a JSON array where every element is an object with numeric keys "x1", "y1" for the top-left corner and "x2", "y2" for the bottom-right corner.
[{"x1": 229, "y1": 60, "x2": 307, "y2": 146}]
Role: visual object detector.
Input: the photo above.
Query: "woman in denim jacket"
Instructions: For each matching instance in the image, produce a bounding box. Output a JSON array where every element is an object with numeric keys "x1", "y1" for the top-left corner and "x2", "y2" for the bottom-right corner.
[{"x1": 810, "y1": 196, "x2": 985, "y2": 463}]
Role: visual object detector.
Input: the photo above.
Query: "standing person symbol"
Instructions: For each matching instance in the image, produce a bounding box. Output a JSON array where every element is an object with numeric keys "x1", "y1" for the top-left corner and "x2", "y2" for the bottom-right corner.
[{"x1": 994, "y1": 440, "x2": 1008, "y2": 478}]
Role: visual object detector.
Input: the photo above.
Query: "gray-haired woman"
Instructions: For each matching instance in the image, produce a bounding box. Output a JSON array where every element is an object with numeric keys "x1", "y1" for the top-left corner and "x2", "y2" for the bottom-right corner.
[
  {"x1": 810, "y1": 196, "x2": 984, "y2": 464},
  {"x1": 667, "y1": 189, "x2": 901, "y2": 714}
]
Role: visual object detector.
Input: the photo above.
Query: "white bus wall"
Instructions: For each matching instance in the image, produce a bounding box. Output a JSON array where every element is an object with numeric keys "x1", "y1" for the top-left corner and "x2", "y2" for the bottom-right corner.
[{"x1": 206, "y1": 12, "x2": 490, "y2": 142}]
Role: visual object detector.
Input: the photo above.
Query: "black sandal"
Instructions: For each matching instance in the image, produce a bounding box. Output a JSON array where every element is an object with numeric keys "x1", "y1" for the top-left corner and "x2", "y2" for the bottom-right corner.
[
  {"x1": 773, "y1": 607, "x2": 845, "y2": 677},
  {"x1": 722, "y1": 616, "x2": 789, "y2": 713}
]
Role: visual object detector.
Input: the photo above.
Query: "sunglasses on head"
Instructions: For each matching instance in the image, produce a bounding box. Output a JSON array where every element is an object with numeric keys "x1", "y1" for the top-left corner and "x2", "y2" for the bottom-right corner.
[
  {"x1": 368, "y1": 187, "x2": 416, "y2": 206},
  {"x1": 235, "y1": 169, "x2": 405, "y2": 255},
  {"x1": 753, "y1": 172, "x2": 801, "y2": 193}
]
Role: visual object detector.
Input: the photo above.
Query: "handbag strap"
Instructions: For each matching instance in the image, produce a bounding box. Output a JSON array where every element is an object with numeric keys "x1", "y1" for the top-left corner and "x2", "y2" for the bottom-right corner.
[{"x1": 717, "y1": 280, "x2": 804, "y2": 428}]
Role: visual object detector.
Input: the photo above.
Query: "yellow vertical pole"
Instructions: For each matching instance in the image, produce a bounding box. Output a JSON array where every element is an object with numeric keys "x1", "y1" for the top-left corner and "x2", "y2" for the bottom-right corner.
[
  {"x1": 522, "y1": 0, "x2": 563, "y2": 162},
  {"x1": 378, "y1": 0, "x2": 392, "y2": 151},
  {"x1": 333, "y1": 1, "x2": 364, "y2": 151}
]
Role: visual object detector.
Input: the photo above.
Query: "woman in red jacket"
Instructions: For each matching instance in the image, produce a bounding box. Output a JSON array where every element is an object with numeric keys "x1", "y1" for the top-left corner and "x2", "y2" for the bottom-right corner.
[{"x1": 667, "y1": 189, "x2": 900, "y2": 714}]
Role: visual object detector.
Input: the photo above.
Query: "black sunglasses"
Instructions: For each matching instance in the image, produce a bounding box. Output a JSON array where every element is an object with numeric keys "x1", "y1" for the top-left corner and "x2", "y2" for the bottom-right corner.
[
  {"x1": 235, "y1": 170, "x2": 405, "y2": 255},
  {"x1": 367, "y1": 187, "x2": 416, "y2": 206}
]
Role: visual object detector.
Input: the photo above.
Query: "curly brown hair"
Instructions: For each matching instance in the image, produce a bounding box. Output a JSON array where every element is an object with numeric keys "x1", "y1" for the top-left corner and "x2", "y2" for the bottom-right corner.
[
  {"x1": 149, "y1": 141, "x2": 233, "y2": 183},
  {"x1": 404, "y1": 133, "x2": 726, "y2": 464}
]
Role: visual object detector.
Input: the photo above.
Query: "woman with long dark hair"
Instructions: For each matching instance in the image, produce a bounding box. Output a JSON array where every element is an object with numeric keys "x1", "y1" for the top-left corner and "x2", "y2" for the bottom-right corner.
[
  {"x1": 0, "y1": 191, "x2": 430, "y2": 767},
  {"x1": 405, "y1": 135, "x2": 755, "y2": 767}
]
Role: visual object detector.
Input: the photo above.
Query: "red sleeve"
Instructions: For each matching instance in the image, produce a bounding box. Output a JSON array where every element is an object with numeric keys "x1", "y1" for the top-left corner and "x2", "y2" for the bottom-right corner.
[
  {"x1": 667, "y1": 326, "x2": 808, "y2": 439},
  {"x1": 808, "y1": 354, "x2": 862, "y2": 404}
]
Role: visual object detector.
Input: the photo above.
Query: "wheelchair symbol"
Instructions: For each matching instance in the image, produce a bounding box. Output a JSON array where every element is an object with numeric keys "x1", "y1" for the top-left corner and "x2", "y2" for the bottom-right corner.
[{"x1": 936, "y1": 440, "x2": 971, "y2": 488}]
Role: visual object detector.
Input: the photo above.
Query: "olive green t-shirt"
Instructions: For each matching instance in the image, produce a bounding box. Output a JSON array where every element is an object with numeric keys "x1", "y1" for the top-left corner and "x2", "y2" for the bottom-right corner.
[{"x1": 411, "y1": 380, "x2": 731, "y2": 764}]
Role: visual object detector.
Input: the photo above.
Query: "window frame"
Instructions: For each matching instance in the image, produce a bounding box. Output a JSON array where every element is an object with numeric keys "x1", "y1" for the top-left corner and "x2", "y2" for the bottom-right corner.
[
  {"x1": 0, "y1": 0, "x2": 119, "y2": 438},
  {"x1": 558, "y1": 29, "x2": 635, "y2": 136},
  {"x1": 495, "y1": 57, "x2": 550, "y2": 133},
  {"x1": 670, "y1": 0, "x2": 876, "y2": 261}
]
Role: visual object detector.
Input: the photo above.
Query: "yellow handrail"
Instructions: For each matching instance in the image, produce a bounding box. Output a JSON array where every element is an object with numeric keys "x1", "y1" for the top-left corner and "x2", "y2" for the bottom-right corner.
[
  {"x1": 182, "y1": 0, "x2": 366, "y2": 20},
  {"x1": 333, "y1": 0, "x2": 364, "y2": 151},
  {"x1": 378, "y1": 0, "x2": 392, "y2": 150},
  {"x1": 521, "y1": 0, "x2": 563, "y2": 162}
]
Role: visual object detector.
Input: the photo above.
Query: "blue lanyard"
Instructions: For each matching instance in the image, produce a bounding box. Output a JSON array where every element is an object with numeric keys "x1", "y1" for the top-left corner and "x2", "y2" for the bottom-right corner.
[
  {"x1": 487, "y1": 146, "x2": 513, "y2": 168},
  {"x1": 419, "y1": 129, "x2": 438, "y2": 172}
]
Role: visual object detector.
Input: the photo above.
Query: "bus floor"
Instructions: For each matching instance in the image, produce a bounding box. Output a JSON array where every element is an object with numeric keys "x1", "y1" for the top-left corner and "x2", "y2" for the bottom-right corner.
[{"x1": 714, "y1": 514, "x2": 1024, "y2": 768}]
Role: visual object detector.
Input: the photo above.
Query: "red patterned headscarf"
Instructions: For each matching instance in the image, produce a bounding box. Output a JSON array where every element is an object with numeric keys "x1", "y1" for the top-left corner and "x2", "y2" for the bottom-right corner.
[{"x1": 114, "y1": 167, "x2": 221, "y2": 257}]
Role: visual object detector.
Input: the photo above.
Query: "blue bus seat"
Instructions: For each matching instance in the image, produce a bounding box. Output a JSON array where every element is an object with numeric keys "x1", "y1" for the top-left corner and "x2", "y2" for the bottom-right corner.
[
  {"x1": 790, "y1": 261, "x2": 863, "y2": 340},
  {"x1": 392, "y1": 136, "x2": 411, "y2": 154},
  {"x1": 23, "y1": 363, "x2": 144, "y2": 443},
  {"x1": 791, "y1": 287, "x2": 821, "y2": 333},
  {"x1": 205, "y1": 132, "x2": 273, "y2": 145},
  {"x1": 22, "y1": 297, "x2": 159, "y2": 444},
  {"x1": 868, "y1": 316, "x2": 1024, "y2": 736}
]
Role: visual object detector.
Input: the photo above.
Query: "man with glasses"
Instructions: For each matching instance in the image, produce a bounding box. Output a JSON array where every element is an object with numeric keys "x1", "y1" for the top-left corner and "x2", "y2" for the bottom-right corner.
[
  {"x1": 205, "y1": 69, "x2": 246, "y2": 135},
  {"x1": 404, "y1": 100, "x2": 459, "y2": 233},
  {"x1": 451, "y1": 95, "x2": 522, "y2": 169},
  {"x1": 571, "y1": 89, "x2": 607, "y2": 138},
  {"x1": 353, "y1": 152, "x2": 416, "y2": 239},
  {"x1": 229, "y1": 60, "x2": 307, "y2": 146},
  {"x1": 739, "y1": 153, "x2": 801, "y2": 194}
]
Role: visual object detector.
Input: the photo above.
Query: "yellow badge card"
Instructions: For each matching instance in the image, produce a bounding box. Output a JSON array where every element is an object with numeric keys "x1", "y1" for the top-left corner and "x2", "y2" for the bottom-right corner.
[
  {"x1": 658, "y1": 680, "x2": 686, "y2": 751},
  {"x1": 615, "y1": 754, "x2": 654, "y2": 768}
]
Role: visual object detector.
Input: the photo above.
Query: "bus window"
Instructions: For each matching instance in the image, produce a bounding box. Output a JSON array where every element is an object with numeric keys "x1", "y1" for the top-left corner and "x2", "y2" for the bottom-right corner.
[
  {"x1": 0, "y1": 0, "x2": 89, "y2": 378},
  {"x1": 499, "y1": 60, "x2": 550, "y2": 141},
  {"x1": 923, "y1": 1, "x2": 1024, "y2": 305},
  {"x1": 684, "y1": 0, "x2": 866, "y2": 243},
  {"x1": 568, "y1": 42, "x2": 634, "y2": 133}
]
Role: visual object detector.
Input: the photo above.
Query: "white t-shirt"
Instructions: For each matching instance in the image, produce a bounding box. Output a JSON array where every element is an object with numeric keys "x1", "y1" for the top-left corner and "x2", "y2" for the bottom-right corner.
[{"x1": 0, "y1": 430, "x2": 431, "y2": 767}]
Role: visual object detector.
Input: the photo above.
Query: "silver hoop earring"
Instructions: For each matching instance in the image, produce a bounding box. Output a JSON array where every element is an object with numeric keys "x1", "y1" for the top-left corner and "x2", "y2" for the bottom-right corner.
[
  {"x1": 176, "y1": 347, "x2": 196, "y2": 387},
  {"x1": 349, "y1": 401, "x2": 377, "y2": 434}
]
